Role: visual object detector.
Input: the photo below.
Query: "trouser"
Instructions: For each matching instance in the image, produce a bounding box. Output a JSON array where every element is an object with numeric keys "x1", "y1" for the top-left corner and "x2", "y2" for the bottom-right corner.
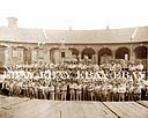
[
  {"x1": 90, "y1": 91, "x2": 94, "y2": 101},
  {"x1": 50, "y1": 91, "x2": 54, "y2": 100},
  {"x1": 106, "y1": 92, "x2": 112, "y2": 101},
  {"x1": 22, "y1": 89, "x2": 29, "y2": 97},
  {"x1": 83, "y1": 90, "x2": 89, "y2": 101},
  {"x1": 55, "y1": 90, "x2": 60, "y2": 100},
  {"x1": 76, "y1": 90, "x2": 82, "y2": 101},
  {"x1": 111, "y1": 93, "x2": 118, "y2": 101},
  {"x1": 101, "y1": 93, "x2": 107, "y2": 102},
  {"x1": 97, "y1": 92, "x2": 102, "y2": 101},
  {"x1": 44, "y1": 91, "x2": 50, "y2": 100},
  {"x1": 0, "y1": 83, "x2": 2, "y2": 90},
  {"x1": 61, "y1": 91, "x2": 67, "y2": 101},
  {"x1": 38, "y1": 89, "x2": 44, "y2": 99},
  {"x1": 29, "y1": 88, "x2": 36, "y2": 99},
  {"x1": 94, "y1": 91, "x2": 98, "y2": 101},
  {"x1": 118, "y1": 93, "x2": 125, "y2": 101},
  {"x1": 70, "y1": 89, "x2": 75, "y2": 101},
  {"x1": 127, "y1": 92, "x2": 133, "y2": 101},
  {"x1": 134, "y1": 93, "x2": 141, "y2": 101}
]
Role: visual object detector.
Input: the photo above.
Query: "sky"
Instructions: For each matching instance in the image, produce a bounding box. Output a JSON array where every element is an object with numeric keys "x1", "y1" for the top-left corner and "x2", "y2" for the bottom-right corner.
[{"x1": 0, "y1": 0, "x2": 148, "y2": 29}]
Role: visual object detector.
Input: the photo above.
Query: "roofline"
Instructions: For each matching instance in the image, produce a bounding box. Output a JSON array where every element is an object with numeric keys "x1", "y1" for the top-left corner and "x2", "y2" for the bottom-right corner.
[
  {"x1": 0, "y1": 40, "x2": 147, "y2": 45},
  {"x1": 0, "y1": 25, "x2": 148, "y2": 31}
]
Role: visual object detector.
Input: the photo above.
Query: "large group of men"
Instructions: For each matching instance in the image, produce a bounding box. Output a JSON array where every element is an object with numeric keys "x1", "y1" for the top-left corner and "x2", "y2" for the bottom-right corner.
[{"x1": 0, "y1": 60, "x2": 148, "y2": 102}]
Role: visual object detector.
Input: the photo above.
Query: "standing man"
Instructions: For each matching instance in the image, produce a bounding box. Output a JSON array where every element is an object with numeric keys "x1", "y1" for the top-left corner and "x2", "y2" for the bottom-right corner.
[
  {"x1": 75, "y1": 82, "x2": 82, "y2": 101},
  {"x1": 61, "y1": 82, "x2": 67, "y2": 101},
  {"x1": 49, "y1": 83, "x2": 55, "y2": 100},
  {"x1": 69, "y1": 82, "x2": 75, "y2": 101}
]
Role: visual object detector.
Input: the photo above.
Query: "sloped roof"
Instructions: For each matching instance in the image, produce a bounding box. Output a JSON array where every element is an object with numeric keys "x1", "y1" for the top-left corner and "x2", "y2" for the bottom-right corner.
[{"x1": 0, "y1": 26, "x2": 148, "y2": 44}]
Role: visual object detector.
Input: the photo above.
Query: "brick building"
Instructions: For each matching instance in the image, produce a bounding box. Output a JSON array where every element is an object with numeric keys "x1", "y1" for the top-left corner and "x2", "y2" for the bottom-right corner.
[{"x1": 0, "y1": 17, "x2": 147, "y2": 69}]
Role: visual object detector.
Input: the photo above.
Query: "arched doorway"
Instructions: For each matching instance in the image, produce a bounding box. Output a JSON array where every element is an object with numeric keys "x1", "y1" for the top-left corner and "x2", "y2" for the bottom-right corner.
[
  {"x1": 81, "y1": 48, "x2": 95, "y2": 59},
  {"x1": 69, "y1": 48, "x2": 79, "y2": 59},
  {"x1": 98, "y1": 48, "x2": 112, "y2": 65},
  {"x1": 134, "y1": 46, "x2": 147, "y2": 59},
  {"x1": 115, "y1": 47, "x2": 130, "y2": 60}
]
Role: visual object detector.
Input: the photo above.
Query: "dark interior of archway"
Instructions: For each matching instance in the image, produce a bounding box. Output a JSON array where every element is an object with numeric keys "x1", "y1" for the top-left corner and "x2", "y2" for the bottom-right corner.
[
  {"x1": 115, "y1": 48, "x2": 130, "y2": 60},
  {"x1": 69, "y1": 48, "x2": 79, "y2": 56},
  {"x1": 82, "y1": 48, "x2": 95, "y2": 59},
  {"x1": 98, "y1": 48, "x2": 112, "y2": 65},
  {"x1": 134, "y1": 46, "x2": 147, "y2": 59}
]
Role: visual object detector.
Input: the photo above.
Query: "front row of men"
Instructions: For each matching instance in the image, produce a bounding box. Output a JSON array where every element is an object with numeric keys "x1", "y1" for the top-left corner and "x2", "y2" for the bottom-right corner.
[{"x1": 0, "y1": 77, "x2": 148, "y2": 101}]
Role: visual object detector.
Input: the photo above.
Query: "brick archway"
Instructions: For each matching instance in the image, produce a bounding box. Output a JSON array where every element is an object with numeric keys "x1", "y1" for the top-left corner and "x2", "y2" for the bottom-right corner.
[
  {"x1": 134, "y1": 46, "x2": 147, "y2": 59},
  {"x1": 81, "y1": 48, "x2": 95, "y2": 59},
  {"x1": 69, "y1": 48, "x2": 79, "y2": 58},
  {"x1": 98, "y1": 48, "x2": 112, "y2": 64},
  {"x1": 115, "y1": 47, "x2": 130, "y2": 60}
]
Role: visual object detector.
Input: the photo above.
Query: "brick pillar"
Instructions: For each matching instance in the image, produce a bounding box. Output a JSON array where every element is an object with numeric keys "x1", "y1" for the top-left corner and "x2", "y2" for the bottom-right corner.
[
  {"x1": 95, "y1": 53, "x2": 98, "y2": 65},
  {"x1": 78, "y1": 50, "x2": 82, "y2": 63},
  {"x1": 130, "y1": 44, "x2": 135, "y2": 62},
  {"x1": 112, "y1": 50, "x2": 116, "y2": 60},
  {"x1": 5, "y1": 46, "x2": 13, "y2": 66}
]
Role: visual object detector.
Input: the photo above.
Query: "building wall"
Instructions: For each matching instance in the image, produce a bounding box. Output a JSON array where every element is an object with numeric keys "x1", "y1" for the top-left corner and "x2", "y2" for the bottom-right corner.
[{"x1": 0, "y1": 41, "x2": 147, "y2": 68}]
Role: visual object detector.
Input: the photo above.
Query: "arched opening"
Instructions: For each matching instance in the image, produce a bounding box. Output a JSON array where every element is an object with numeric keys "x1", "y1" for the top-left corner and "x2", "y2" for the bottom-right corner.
[
  {"x1": 81, "y1": 48, "x2": 95, "y2": 59},
  {"x1": 69, "y1": 48, "x2": 79, "y2": 59},
  {"x1": 115, "y1": 47, "x2": 130, "y2": 60},
  {"x1": 98, "y1": 48, "x2": 112, "y2": 65},
  {"x1": 134, "y1": 46, "x2": 147, "y2": 59}
]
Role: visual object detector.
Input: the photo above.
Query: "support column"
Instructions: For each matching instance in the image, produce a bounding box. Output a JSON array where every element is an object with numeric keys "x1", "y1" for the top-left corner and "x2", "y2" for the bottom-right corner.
[
  {"x1": 78, "y1": 50, "x2": 82, "y2": 63},
  {"x1": 112, "y1": 50, "x2": 116, "y2": 60},
  {"x1": 95, "y1": 53, "x2": 98, "y2": 65},
  {"x1": 5, "y1": 46, "x2": 13, "y2": 67},
  {"x1": 130, "y1": 44, "x2": 135, "y2": 62}
]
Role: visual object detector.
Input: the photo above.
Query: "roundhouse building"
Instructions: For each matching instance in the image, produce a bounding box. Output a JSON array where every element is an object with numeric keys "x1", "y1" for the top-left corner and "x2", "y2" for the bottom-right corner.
[{"x1": 0, "y1": 17, "x2": 147, "y2": 71}]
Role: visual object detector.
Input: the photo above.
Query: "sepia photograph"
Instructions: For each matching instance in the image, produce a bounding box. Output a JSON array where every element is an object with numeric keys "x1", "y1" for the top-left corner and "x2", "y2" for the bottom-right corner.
[{"x1": 0, "y1": 0, "x2": 148, "y2": 118}]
